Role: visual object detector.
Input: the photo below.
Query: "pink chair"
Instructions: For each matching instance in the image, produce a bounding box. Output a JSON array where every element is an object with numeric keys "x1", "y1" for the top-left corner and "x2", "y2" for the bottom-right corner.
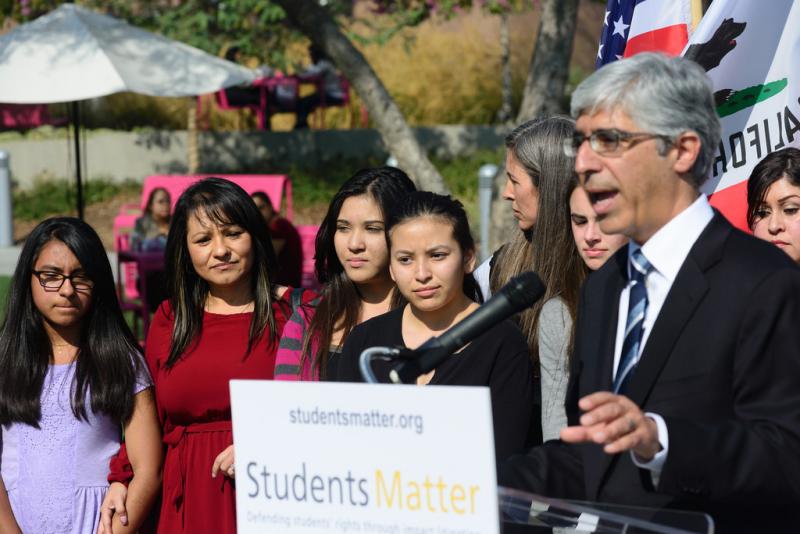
[
  {"x1": 140, "y1": 174, "x2": 293, "y2": 221},
  {"x1": 297, "y1": 224, "x2": 320, "y2": 290},
  {"x1": 196, "y1": 77, "x2": 298, "y2": 131},
  {"x1": 0, "y1": 104, "x2": 66, "y2": 130},
  {"x1": 216, "y1": 87, "x2": 268, "y2": 130},
  {"x1": 112, "y1": 214, "x2": 143, "y2": 336}
]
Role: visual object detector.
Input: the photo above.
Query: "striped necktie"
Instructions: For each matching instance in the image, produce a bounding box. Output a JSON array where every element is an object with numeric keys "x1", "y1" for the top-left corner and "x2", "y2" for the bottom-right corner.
[{"x1": 613, "y1": 249, "x2": 653, "y2": 395}]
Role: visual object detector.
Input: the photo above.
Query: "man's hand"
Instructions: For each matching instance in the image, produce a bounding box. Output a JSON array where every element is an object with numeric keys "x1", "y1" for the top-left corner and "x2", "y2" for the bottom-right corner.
[
  {"x1": 97, "y1": 482, "x2": 128, "y2": 534},
  {"x1": 211, "y1": 445, "x2": 236, "y2": 479},
  {"x1": 560, "y1": 392, "x2": 661, "y2": 461}
]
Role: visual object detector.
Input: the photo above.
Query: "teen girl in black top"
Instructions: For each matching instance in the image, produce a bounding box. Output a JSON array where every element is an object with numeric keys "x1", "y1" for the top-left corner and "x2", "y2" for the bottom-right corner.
[{"x1": 336, "y1": 192, "x2": 534, "y2": 461}]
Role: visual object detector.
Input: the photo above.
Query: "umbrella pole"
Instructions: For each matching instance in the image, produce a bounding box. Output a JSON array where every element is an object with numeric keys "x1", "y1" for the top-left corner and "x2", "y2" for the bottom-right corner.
[{"x1": 70, "y1": 100, "x2": 84, "y2": 220}]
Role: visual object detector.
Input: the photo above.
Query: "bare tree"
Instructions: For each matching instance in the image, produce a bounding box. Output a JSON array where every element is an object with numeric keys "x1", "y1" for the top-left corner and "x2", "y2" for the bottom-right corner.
[
  {"x1": 495, "y1": 10, "x2": 513, "y2": 124},
  {"x1": 274, "y1": 0, "x2": 449, "y2": 193},
  {"x1": 489, "y1": 0, "x2": 579, "y2": 250}
]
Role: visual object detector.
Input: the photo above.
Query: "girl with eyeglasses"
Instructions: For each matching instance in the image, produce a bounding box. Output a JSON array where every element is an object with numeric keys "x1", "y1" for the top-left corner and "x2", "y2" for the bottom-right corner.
[{"x1": 0, "y1": 218, "x2": 161, "y2": 534}]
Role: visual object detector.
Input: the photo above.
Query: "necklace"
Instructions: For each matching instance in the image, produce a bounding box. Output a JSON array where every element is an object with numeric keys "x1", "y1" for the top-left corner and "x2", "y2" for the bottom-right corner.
[
  {"x1": 51, "y1": 341, "x2": 78, "y2": 358},
  {"x1": 205, "y1": 299, "x2": 254, "y2": 314}
]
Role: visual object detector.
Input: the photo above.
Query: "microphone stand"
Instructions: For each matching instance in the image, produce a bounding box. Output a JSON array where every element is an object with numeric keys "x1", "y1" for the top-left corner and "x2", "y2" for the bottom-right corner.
[{"x1": 358, "y1": 346, "x2": 411, "y2": 383}]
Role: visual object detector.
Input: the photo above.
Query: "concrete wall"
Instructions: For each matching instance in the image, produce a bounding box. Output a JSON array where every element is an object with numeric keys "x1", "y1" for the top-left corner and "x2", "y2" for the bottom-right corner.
[{"x1": 0, "y1": 125, "x2": 507, "y2": 188}]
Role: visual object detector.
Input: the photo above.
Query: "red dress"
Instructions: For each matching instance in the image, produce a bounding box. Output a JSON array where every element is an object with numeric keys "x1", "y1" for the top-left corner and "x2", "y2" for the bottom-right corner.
[{"x1": 146, "y1": 293, "x2": 292, "y2": 533}]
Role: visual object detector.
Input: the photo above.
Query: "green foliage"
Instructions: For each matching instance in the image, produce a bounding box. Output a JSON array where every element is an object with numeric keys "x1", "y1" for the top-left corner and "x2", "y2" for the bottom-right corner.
[
  {"x1": 265, "y1": 148, "x2": 498, "y2": 214},
  {"x1": 2, "y1": 1, "x2": 544, "y2": 128},
  {"x1": 434, "y1": 147, "x2": 503, "y2": 202},
  {"x1": 432, "y1": 147, "x2": 503, "y2": 227},
  {"x1": 102, "y1": 0, "x2": 299, "y2": 69},
  {"x1": 13, "y1": 177, "x2": 140, "y2": 221},
  {"x1": 1, "y1": 0, "x2": 301, "y2": 69},
  {"x1": 2, "y1": 1, "x2": 536, "y2": 67},
  {"x1": 353, "y1": 0, "x2": 537, "y2": 47},
  {"x1": 286, "y1": 149, "x2": 500, "y2": 232}
]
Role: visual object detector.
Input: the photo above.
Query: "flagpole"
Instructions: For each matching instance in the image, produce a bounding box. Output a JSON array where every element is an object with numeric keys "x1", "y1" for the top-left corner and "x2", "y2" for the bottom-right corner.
[{"x1": 690, "y1": 0, "x2": 704, "y2": 32}]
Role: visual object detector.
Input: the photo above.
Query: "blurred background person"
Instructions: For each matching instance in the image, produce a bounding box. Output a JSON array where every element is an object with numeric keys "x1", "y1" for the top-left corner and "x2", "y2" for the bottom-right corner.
[
  {"x1": 222, "y1": 46, "x2": 263, "y2": 108},
  {"x1": 131, "y1": 187, "x2": 171, "y2": 314},
  {"x1": 223, "y1": 45, "x2": 296, "y2": 116},
  {"x1": 131, "y1": 187, "x2": 171, "y2": 252},
  {"x1": 274, "y1": 167, "x2": 416, "y2": 381},
  {"x1": 251, "y1": 191, "x2": 302, "y2": 287},
  {"x1": 294, "y1": 45, "x2": 346, "y2": 129},
  {"x1": 747, "y1": 147, "x2": 800, "y2": 263}
]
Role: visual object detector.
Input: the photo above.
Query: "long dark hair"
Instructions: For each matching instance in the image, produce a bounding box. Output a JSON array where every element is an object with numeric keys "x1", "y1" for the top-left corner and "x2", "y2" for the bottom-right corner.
[
  {"x1": 747, "y1": 147, "x2": 800, "y2": 229},
  {"x1": 144, "y1": 186, "x2": 171, "y2": 220},
  {"x1": 0, "y1": 218, "x2": 142, "y2": 427},
  {"x1": 386, "y1": 191, "x2": 483, "y2": 305},
  {"x1": 304, "y1": 167, "x2": 416, "y2": 378},
  {"x1": 165, "y1": 178, "x2": 281, "y2": 368},
  {"x1": 490, "y1": 116, "x2": 586, "y2": 365}
]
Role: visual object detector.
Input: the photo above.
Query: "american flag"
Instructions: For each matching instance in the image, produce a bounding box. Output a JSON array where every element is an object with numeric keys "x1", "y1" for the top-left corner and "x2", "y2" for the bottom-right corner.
[{"x1": 596, "y1": 0, "x2": 694, "y2": 69}]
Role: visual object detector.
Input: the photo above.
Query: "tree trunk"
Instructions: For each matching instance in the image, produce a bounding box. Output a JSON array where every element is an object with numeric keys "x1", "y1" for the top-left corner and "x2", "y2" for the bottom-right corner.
[
  {"x1": 517, "y1": 0, "x2": 579, "y2": 120},
  {"x1": 274, "y1": 0, "x2": 448, "y2": 194},
  {"x1": 495, "y1": 11, "x2": 513, "y2": 124},
  {"x1": 489, "y1": 0, "x2": 579, "y2": 251},
  {"x1": 187, "y1": 100, "x2": 198, "y2": 174}
]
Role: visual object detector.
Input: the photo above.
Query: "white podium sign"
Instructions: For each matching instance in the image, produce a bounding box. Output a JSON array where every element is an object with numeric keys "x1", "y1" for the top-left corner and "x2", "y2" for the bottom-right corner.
[{"x1": 231, "y1": 380, "x2": 500, "y2": 534}]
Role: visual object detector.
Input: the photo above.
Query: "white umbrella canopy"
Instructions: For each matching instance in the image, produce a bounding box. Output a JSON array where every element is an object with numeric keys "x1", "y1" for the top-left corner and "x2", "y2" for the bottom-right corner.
[{"x1": 0, "y1": 3, "x2": 255, "y2": 103}]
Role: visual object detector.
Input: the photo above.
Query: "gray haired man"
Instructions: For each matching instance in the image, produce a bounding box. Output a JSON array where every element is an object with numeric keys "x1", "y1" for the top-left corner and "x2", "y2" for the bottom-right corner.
[{"x1": 501, "y1": 53, "x2": 800, "y2": 531}]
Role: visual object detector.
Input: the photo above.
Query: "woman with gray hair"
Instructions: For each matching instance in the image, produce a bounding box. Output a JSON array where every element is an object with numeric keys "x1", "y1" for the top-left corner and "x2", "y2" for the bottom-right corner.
[{"x1": 474, "y1": 116, "x2": 588, "y2": 443}]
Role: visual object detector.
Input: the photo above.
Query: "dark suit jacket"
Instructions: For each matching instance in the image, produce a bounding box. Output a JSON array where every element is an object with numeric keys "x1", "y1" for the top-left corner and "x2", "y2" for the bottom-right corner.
[{"x1": 500, "y1": 213, "x2": 800, "y2": 531}]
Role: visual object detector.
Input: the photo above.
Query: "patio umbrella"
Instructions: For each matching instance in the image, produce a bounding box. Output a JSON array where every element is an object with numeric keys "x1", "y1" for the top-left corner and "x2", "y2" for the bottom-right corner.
[{"x1": 0, "y1": 3, "x2": 256, "y2": 218}]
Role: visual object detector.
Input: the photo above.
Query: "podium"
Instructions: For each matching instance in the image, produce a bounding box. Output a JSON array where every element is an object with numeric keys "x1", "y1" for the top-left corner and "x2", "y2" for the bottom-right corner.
[{"x1": 499, "y1": 487, "x2": 713, "y2": 533}]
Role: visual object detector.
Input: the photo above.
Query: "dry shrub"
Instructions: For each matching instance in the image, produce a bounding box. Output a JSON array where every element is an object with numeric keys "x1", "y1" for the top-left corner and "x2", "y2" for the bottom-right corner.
[{"x1": 354, "y1": 9, "x2": 535, "y2": 125}]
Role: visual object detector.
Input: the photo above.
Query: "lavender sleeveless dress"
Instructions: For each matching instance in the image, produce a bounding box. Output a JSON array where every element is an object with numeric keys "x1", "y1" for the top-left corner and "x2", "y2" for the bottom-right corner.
[{"x1": 1, "y1": 361, "x2": 151, "y2": 534}]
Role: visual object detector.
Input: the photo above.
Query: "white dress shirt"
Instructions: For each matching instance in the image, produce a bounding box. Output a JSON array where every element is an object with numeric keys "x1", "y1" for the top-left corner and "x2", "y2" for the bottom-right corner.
[
  {"x1": 611, "y1": 195, "x2": 714, "y2": 477},
  {"x1": 474, "y1": 255, "x2": 493, "y2": 302}
]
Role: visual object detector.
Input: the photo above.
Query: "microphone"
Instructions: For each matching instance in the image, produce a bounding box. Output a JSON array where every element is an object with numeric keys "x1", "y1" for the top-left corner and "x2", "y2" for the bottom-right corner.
[{"x1": 388, "y1": 271, "x2": 545, "y2": 384}]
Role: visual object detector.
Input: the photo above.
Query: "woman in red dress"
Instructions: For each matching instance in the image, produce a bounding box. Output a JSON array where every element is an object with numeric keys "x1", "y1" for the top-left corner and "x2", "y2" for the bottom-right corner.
[{"x1": 110, "y1": 177, "x2": 305, "y2": 533}]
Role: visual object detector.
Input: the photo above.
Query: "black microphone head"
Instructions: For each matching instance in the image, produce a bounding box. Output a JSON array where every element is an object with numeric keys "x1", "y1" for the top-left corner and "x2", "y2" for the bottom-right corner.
[{"x1": 502, "y1": 271, "x2": 546, "y2": 310}]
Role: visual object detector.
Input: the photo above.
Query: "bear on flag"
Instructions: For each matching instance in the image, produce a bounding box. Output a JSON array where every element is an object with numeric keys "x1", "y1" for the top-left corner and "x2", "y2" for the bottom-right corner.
[{"x1": 687, "y1": 0, "x2": 800, "y2": 230}]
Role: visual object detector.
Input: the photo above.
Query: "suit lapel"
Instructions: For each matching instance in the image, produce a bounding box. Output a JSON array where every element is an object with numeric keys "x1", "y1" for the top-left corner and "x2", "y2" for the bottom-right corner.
[
  {"x1": 589, "y1": 212, "x2": 729, "y2": 497},
  {"x1": 596, "y1": 250, "x2": 628, "y2": 393},
  {"x1": 583, "y1": 247, "x2": 627, "y2": 499},
  {"x1": 626, "y1": 213, "x2": 728, "y2": 406}
]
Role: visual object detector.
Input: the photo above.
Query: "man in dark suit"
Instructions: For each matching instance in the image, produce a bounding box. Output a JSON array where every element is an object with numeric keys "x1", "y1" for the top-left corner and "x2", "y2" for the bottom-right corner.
[{"x1": 500, "y1": 53, "x2": 800, "y2": 531}]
